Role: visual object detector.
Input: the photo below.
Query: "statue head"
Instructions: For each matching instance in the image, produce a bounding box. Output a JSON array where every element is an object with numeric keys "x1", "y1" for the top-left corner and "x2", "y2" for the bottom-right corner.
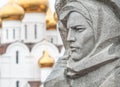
[
  {"x1": 56, "y1": 0, "x2": 120, "y2": 61},
  {"x1": 66, "y1": 11, "x2": 95, "y2": 61}
]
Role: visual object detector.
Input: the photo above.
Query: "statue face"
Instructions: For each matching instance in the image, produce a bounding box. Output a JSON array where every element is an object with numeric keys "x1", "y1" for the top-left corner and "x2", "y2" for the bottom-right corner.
[{"x1": 67, "y1": 12, "x2": 95, "y2": 61}]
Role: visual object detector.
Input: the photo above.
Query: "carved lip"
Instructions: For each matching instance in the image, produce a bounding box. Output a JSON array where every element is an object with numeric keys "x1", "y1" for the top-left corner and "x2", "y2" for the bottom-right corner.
[
  {"x1": 70, "y1": 46, "x2": 80, "y2": 52},
  {"x1": 71, "y1": 48, "x2": 77, "y2": 51}
]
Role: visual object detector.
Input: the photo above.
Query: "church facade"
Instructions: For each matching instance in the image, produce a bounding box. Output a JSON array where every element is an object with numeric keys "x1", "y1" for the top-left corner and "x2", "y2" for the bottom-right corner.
[{"x1": 0, "y1": 0, "x2": 64, "y2": 87}]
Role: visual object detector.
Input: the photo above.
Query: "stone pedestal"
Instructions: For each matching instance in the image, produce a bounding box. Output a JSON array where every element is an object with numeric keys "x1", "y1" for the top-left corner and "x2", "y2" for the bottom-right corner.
[{"x1": 28, "y1": 81, "x2": 41, "y2": 87}]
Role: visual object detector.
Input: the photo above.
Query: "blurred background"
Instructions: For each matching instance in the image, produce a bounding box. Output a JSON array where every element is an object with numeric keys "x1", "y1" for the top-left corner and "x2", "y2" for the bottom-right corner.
[{"x1": 0, "y1": 0, "x2": 65, "y2": 87}]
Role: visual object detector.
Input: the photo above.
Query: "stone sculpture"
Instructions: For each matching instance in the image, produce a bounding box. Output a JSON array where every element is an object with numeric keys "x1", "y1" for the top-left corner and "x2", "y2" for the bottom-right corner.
[{"x1": 45, "y1": 0, "x2": 120, "y2": 87}]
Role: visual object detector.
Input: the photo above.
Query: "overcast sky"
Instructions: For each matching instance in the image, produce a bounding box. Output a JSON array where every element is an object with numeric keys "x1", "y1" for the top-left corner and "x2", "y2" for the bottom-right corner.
[{"x1": 0, "y1": 0, "x2": 56, "y2": 12}]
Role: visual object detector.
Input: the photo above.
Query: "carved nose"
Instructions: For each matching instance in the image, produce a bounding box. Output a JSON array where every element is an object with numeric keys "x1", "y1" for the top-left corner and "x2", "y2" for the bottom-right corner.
[
  {"x1": 67, "y1": 29, "x2": 76, "y2": 42},
  {"x1": 67, "y1": 36, "x2": 76, "y2": 42}
]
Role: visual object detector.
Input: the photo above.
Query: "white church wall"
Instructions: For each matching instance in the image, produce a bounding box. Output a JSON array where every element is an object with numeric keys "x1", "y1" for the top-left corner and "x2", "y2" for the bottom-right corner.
[
  {"x1": 1, "y1": 63, "x2": 11, "y2": 78},
  {"x1": 45, "y1": 29, "x2": 63, "y2": 45},
  {"x1": 22, "y1": 13, "x2": 46, "y2": 22},
  {"x1": 0, "y1": 55, "x2": 11, "y2": 79},
  {"x1": 31, "y1": 41, "x2": 59, "y2": 82},
  {"x1": 6, "y1": 42, "x2": 29, "y2": 64},
  {"x1": 5, "y1": 42, "x2": 36, "y2": 78},
  {"x1": 21, "y1": 13, "x2": 46, "y2": 43},
  {"x1": 0, "y1": 66, "x2": 1, "y2": 86},
  {"x1": 0, "y1": 42, "x2": 41, "y2": 87},
  {"x1": 31, "y1": 40, "x2": 59, "y2": 62},
  {"x1": 0, "y1": 79, "x2": 11, "y2": 87},
  {"x1": 31, "y1": 41, "x2": 60, "y2": 84},
  {"x1": 0, "y1": 1, "x2": 62, "y2": 87},
  {"x1": 0, "y1": 79, "x2": 32, "y2": 87},
  {"x1": 45, "y1": 30, "x2": 58, "y2": 44},
  {"x1": 1, "y1": 21, "x2": 21, "y2": 44}
]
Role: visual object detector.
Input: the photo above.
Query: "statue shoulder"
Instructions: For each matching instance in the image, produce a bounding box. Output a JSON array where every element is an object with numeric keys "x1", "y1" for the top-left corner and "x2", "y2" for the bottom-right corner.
[{"x1": 99, "y1": 65, "x2": 120, "y2": 87}]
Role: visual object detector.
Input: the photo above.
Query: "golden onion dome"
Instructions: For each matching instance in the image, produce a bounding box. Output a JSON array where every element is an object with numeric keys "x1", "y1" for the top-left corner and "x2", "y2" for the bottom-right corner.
[
  {"x1": 38, "y1": 50, "x2": 54, "y2": 68},
  {"x1": 0, "y1": 0, "x2": 24, "y2": 20},
  {"x1": 0, "y1": 18, "x2": 2, "y2": 28},
  {"x1": 17, "y1": 0, "x2": 48, "y2": 13},
  {"x1": 46, "y1": 8, "x2": 57, "y2": 30},
  {"x1": 54, "y1": 12, "x2": 58, "y2": 22}
]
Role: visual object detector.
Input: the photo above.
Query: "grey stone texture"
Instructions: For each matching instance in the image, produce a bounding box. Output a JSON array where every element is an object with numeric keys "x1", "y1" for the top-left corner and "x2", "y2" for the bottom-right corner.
[{"x1": 45, "y1": 0, "x2": 120, "y2": 87}]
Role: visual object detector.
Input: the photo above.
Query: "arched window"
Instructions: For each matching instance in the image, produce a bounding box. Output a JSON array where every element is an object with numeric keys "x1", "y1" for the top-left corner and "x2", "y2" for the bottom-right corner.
[
  {"x1": 25, "y1": 24, "x2": 27, "y2": 39},
  {"x1": 35, "y1": 24, "x2": 37, "y2": 39},
  {"x1": 51, "y1": 38, "x2": 53, "y2": 43},
  {"x1": 6, "y1": 29, "x2": 8, "y2": 39},
  {"x1": 16, "y1": 81, "x2": 19, "y2": 87},
  {"x1": 16, "y1": 51, "x2": 19, "y2": 64},
  {"x1": 13, "y1": 29, "x2": 15, "y2": 39}
]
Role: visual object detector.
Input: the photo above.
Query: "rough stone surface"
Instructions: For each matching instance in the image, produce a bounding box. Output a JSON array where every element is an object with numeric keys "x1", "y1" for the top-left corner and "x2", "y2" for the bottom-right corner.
[{"x1": 45, "y1": 0, "x2": 120, "y2": 87}]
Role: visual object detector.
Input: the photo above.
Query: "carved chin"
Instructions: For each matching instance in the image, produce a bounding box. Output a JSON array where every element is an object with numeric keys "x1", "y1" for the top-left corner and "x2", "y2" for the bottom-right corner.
[{"x1": 70, "y1": 52, "x2": 83, "y2": 61}]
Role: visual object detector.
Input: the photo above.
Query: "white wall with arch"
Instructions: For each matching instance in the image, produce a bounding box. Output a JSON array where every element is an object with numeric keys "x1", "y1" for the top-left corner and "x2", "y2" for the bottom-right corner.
[
  {"x1": 31, "y1": 40, "x2": 59, "y2": 62},
  {"x1": 4, "y1": 42, "x2": 37, "y2": 79},
  {"x1": 31, "y1": 40, "x2": 59, "y2": 83},
  {"x1": 6, "y1": 42, "x2": 30, "y2": 64}
]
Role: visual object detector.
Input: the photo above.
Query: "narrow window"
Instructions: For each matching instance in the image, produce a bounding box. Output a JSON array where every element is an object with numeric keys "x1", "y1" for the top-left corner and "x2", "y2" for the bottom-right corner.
[
  {"x1": 25, "y1": 24, "x2": 27, "y2": 39},
  {"x1": 51, "y1": 38, "x2": 53, "y2": 43},
  {"x1": 35, "y1": 24, "x2": 37, "y2": 39},
  {"x1": 13, "y1": 29, "x2": 15, "y2": 39},
  {"x1": 6, "y1": 29, "x2": 8, "y2": 39},
  {"x1": 16, "y1": 51, "x2": 19, "y2": 64},
  {"x1": 16, "y1": 81, "x2": 19, "y2": 87}
]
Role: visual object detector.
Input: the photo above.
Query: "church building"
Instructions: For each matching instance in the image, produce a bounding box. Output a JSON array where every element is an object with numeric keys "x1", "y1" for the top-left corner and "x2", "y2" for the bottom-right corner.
[{"x1": 0, "y1": 0, "x2": 64, "y2": 87}]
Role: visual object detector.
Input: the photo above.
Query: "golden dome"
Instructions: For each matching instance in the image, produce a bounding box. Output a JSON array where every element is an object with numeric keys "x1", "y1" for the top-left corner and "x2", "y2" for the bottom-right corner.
[
  {"x1": 17, "y1": 0, "x2": 48, "y2": 13},
  {"x1": 0, "y1": 18, "x2": 2, "y2": 28},
  {"x1": 38, "y1": 50, "x2": 54, "y2": 68},
  {"x1": 0, "y1": 1, "x2": 24, "y2": 20},
  {"x1": 46, "y1": 8, "x2": 57, "y2": 30},
  {"x1": 54, "y1": 12, "x2": 58, "y2": 22}
]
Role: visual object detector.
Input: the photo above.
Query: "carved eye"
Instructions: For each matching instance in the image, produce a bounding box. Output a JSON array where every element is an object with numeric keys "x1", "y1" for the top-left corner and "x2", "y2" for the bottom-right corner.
[
  {"x1": 78, "y1": 28, "x2": 86, "y2": 32},
  {"x1": 72, "y1": 26, "x2": 86, "y2": 32}
]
